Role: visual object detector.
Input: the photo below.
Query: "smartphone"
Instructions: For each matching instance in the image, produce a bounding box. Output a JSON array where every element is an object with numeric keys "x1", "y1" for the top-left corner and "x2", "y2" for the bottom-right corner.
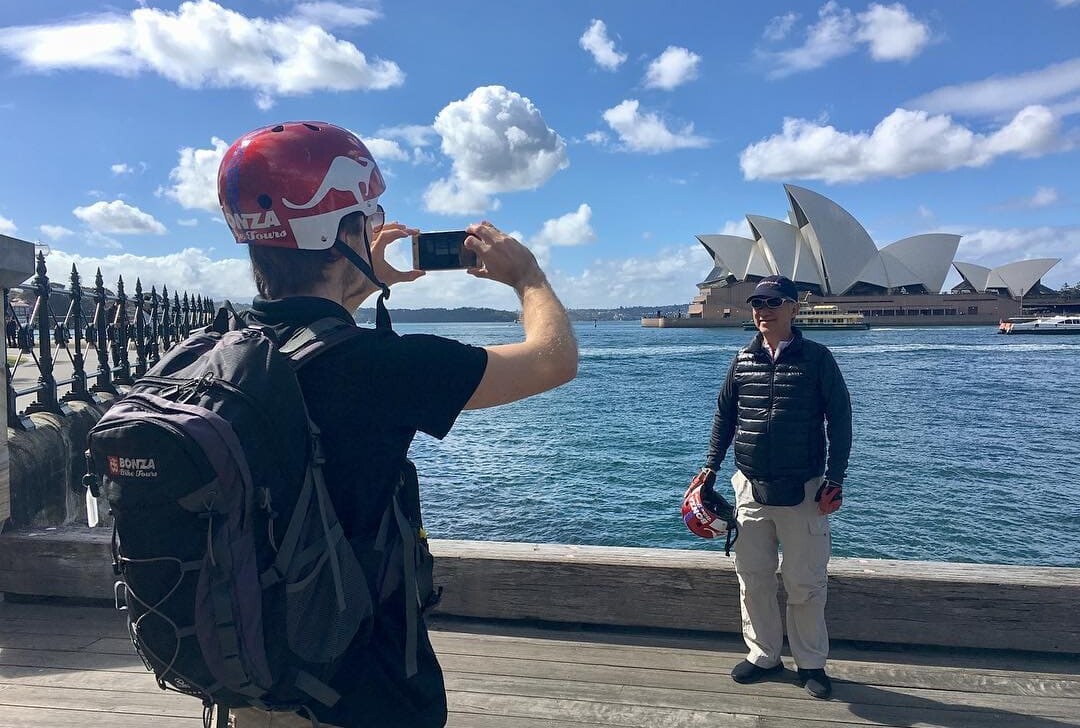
[{"x1": 411, "y1": 231, "x2": 478, "y2": 270}]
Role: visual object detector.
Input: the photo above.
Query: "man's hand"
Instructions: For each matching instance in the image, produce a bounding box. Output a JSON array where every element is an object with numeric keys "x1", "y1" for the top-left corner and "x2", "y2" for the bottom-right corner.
[
  {"x1": 464, "y1": 222, "x2": 544, "y2": 291},
  {"x1": 370, "y1": 222, "x2": 424, "y2": 287},
  {"x1": 685, "y1": 467, "x2": 717, "y2": 499},
  {"x1": 814, "y1": 480, "x2": 843, "y2": 514}
]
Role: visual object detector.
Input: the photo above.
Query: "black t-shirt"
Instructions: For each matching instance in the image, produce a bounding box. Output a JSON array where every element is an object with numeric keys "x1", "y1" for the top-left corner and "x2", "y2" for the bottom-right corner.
[{"x1": 246, "y1": 296, "x2": 487, "y2": 728}]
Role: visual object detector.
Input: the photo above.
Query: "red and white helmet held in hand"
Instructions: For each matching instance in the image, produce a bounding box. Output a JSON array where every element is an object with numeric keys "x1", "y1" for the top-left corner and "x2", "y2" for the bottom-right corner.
[
  {"x1": 682, "y1": 468, "x2": 739, "y2": 554},
  {"x1": 217, "y1": 121, "x2": 385, "y2": 250}
]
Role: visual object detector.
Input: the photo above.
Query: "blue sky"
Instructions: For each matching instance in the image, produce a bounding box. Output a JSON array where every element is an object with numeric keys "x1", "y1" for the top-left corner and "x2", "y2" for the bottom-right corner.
[{"x1": 1, "y1": 0, "x2": 1078, "y2": 310}]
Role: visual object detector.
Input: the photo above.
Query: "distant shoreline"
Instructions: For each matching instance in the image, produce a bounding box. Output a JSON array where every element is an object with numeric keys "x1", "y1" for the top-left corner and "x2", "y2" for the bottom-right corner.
[{"x1": 355, "y1": 304, "x2": 687, "y2": 324}]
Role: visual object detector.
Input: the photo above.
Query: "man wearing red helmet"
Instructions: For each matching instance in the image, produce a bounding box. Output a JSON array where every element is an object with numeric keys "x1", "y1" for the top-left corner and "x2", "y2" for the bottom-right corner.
[
  {"x1": 218, "y1": 122, "x2": 578, "y2": 727},
  {"x1": 699, "y1": 275, "x2": 851, "y2": 700}
]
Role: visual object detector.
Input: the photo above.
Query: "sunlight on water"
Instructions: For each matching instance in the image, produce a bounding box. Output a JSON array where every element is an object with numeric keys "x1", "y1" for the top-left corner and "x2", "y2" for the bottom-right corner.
[{"x1": 392, "y1": 321, "x2": 1080, "y2": 566}]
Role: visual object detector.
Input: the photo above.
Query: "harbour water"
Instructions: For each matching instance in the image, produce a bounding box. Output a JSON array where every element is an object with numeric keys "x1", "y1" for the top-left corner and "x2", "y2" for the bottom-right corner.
[{"x1": 400, "y1": 321, "x2": 1080, "y2": 567}]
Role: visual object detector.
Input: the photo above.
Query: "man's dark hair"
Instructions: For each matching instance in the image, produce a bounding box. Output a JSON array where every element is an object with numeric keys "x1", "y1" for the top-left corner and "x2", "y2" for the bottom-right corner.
[{"x1": 248, "y1": 211, "x2": 367, "y2": 299}]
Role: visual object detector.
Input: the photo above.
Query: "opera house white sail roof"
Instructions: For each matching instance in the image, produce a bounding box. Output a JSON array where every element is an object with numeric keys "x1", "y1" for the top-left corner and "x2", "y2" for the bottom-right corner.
[
  {"x1": 697, "y1": 185, "x2": 1055, "y2": 297},
  {"x1": 954, "y1": 258, "x2": 1060, "y2": 298}
]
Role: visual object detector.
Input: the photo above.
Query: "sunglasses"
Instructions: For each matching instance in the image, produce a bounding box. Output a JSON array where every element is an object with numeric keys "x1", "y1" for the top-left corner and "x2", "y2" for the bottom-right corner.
[
  {"x1": 750, "y1": 297, "x2": 790, "y2": 309},
  {"x1": 364, "y1": 205, "x2": 385, "y2": 234}
]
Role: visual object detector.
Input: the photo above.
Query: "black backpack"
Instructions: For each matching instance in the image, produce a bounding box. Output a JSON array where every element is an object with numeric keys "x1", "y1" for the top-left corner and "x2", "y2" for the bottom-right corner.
[{"x1": 82, "y1": 307, "x2": 435, "y2": 726}]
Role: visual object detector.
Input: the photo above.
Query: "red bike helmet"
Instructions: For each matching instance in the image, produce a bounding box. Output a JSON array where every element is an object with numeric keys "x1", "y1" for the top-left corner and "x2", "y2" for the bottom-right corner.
[
  {"x1": 683, "y1": 486, "x2": 731, "y2": 539},
  {"x1": 682, "y1": 469, "x2": 739, "y2": 555},
  {"x1": 217, "y1": 121, "x2": 385, "y2": 250}
]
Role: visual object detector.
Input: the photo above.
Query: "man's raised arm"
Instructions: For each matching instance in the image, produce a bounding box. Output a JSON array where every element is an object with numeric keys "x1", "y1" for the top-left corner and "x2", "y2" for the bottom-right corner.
[{"x1": 463, "y1": 222, "x2": 577, "y2": 409}]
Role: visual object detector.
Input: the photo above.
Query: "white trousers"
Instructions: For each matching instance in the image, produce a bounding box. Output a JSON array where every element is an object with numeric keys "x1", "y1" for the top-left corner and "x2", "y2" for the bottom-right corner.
[{"x1": 731, "y1": 471, "x2": 831, "y2": 670}]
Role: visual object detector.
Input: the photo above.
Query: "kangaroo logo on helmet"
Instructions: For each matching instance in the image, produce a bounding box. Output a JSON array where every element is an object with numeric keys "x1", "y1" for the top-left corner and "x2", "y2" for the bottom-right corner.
[{"x1": 282, "y1": 155, "x2": 383, "y2": 210}]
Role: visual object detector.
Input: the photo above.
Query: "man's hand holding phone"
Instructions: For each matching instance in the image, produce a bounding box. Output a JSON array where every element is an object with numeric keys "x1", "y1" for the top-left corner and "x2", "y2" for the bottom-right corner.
[
  {"x1": 463, "y1": 222, "x2": 544, "y2": 292},
  {"x1": 371, "y1": 222, "x2": 424, "y2": 287}
]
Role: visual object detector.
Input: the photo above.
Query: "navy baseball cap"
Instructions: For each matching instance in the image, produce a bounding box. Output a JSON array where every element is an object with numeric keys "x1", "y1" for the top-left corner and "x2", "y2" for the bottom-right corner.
[{"x1": 746, "y1": 275, "x2": 798, "y2": 303}]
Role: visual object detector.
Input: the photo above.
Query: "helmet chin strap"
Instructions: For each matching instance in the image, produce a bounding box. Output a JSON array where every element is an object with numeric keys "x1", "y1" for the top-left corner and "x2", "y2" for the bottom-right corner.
[{"x1": 332, "y1": 236, "x2": 392, "y2": 330}]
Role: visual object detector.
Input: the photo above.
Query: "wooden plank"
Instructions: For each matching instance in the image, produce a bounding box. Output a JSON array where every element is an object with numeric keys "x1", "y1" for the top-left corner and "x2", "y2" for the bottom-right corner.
[
  {"x1": 3, "y1": 531, "x2": 1079, "y2": 652},
  {"x1": 438, "y1": 653, "x2": 1080, "y2": 717},
  {"x1": 430, "y1": 630, "x2": 1080, "y2": 681},
  {"x1": 0, "y1": 665, "x2": 162, "y2": 693},
  {"x1": 0, "y1": 682, "x2": 196, "y2": 716},
  {"x1": 430, "y1": 541, "x2": 1080, "y2": 653},
  {"x1": 447, "y1": 714, "x2": 859, "y2": 728},
  {"x1": 445, "y1": 673, "x2": 1080, "y2": 728},
  {"x1": 0, "y1": 645, "x2": 150, "y2": 672},
  {"x1": 0, "y1": 527, "x2": 115, "y2": 599},
  {"x1": 0, "y1": 707, "x2": 201, "y2": 727},
  {"x1": 0, "y1": 602, "x2": 1077, "y2": 728},
  {"x1": 448, "y1": 689, "x2": 778, "y2": 728}
]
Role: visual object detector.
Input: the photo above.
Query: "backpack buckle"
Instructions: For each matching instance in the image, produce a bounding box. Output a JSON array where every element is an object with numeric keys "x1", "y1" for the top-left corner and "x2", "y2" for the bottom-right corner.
[{"x1": 114, "y1": 580, "x2": 129, "y2": 611}]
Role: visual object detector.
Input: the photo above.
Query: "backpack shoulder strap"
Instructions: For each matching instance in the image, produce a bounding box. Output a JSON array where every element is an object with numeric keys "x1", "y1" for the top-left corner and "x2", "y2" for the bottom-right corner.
[
  {"x1": 279, "y1": 317, "x2": 362, "y2": 370},
  {"x1": 210, "y1": 300, "x2": 247, "y2": 334}
]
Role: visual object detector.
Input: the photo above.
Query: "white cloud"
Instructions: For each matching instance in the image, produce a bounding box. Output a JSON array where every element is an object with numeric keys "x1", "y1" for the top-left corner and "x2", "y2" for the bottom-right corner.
[
  {"x1": 0, "y1": 0, "x2": 404, "y2": 108},
  {"x1": 856, "y1": 2, "x2": 930, "y2": 61},
  {"x1": 160, "y1": 137, "x2": 229, "y2": 212},
  {"x1": 1055, "y1": 0, "x2": 1080, "y2": 7},
  {"x1": 422, "y1": 179, "x2": 494, "y2": 217},
  {"x1": 1028, "y1": 186, "x2": 1060, "y2": 208},
  {"x1": 424, "y1": 85, "x2": 568, "y2": 214},
  {"x1": 363, "y1": 138, "x2": 409, "y2": 162},
  {"x1": 585, "y1": 130, "x2": 610, "y2": 146},
  {"x1": 292, "y1": 1, "x2": 380, "y2": 28},
  {"x1": 763, "y1": 1, "x2": 930, "y2": 78},
  {"x1": 739, "y1": 105, "x2": 1065, "y2": 183},
  {"x1": 764, "y1": 12, "x2": 799, "y2": 41},
  {"x1": 364, "y1": 126, "x2": 437, "y2": 165},
  {"x1": 40, "y1": 224, "x2": 74, "y2": 240},
  {"x1": 643, "y1": 46, "x2": 701, "y2": 90},
  {"x1": 579, "y1": 19, "x2": 626, "y2": 71},
  {"x1": 61, "y1": 219, "x2": 708, "y2": 310},
  {"x1": 909, "y1": 58, "x2": 1080, "y2": 118},
  {"x1": 111, "y1": 163, "x2": 133, "y2": 175},
  {"x1": 601, "y1": 99, "x2": 710, "y2": 153},
  {"x1": 549, "y1": 244, "x2": 708, "y2": 308},
  {"x1": 376, "y1": 124, "x2": 438, "y2": 147},
  {"x1": 382, "y1": 239, "x2": 708, "y2": 309},
  {"x1": 951, "y1": 225, "x2": 1080, "y2": 287},
  {"x1": 0, "y1": 214, "x2": 16, "y2": 235},
  {"x1": 177, "y1": 218, "x2": 199, "y2": 227},
  {"x1": 85, "y1": 232, "x2": 124, "y2": 250},
  {"x1": 255, "y1": 93, "x2": 276, "y2": 111},
  {"x1": 720, "y1": 219, "x2": 752, "y2": 237},
  {"x1": 43, "y1": 247, "x2": 256, "y2": 301},
  {"x1": 73, "y1": 200, "x2": 167, "y2": 235},
  {"x1": 527, "y1": 204, "x2": 596, "y2": 265}
]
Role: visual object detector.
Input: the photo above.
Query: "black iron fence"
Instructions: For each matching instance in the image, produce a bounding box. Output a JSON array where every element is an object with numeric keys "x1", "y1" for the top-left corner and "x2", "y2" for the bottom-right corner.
[{"x1": 3, "y1": 251, "x2": 214, "y2": 429}]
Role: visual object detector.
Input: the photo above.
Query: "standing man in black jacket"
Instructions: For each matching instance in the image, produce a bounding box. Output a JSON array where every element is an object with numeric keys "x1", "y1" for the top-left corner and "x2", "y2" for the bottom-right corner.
[{"x1": 699, "y1": 275, "x2": 851, "y2": 699}]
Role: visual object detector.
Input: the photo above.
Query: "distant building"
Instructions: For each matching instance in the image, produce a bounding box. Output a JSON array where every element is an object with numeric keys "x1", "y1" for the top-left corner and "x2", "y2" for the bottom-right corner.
[{"x1": 648, "y1": 184, "x2": 1060, "y2": 327}]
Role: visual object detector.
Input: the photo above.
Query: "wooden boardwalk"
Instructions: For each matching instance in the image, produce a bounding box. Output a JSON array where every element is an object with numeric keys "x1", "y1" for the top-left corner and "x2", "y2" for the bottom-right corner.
[{"x1": 0, "y1": 600, "x2": 1077, "y2": 727}]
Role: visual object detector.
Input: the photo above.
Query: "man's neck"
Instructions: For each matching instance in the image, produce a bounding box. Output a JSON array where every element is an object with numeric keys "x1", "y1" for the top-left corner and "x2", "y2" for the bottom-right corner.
[{"x1": 761, "y1": 327, "x2": 793, "y2": 351}]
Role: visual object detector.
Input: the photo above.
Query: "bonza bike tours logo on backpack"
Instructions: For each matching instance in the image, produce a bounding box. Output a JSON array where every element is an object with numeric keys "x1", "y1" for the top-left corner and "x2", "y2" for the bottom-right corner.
[{"x1": 107, "y1": 455, "x2": 158, "y2": 478}]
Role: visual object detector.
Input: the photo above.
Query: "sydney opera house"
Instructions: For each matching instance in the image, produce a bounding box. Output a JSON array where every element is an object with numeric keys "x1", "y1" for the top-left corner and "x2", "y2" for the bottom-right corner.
[{"x1": 653, "y1": 184, "x2": 1060, "y2": 327}]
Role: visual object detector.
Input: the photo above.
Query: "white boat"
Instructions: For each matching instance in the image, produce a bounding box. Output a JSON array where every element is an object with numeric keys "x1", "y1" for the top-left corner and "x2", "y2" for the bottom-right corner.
[
  {"x1": 742, "y1": 304, "x2": 869, "y2": 331},
  {"x1": 999, "y1": 314, "x2": 1080, "y2": 334}
]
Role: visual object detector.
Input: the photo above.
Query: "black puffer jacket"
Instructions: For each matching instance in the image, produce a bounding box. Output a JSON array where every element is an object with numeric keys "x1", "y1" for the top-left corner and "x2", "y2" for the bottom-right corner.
[{"x1": 707, "y1": 328, "x2": 851, "y2": 506}]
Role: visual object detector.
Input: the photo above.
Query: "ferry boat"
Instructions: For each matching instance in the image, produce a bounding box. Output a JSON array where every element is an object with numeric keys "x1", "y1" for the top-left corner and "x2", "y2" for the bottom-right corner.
[
  {"x1": 742, "y1": 304, "x2": 869, "y2": 331},
  {"x1": 999, "y1": 314, "x2": 1080, "y2": 334}
]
